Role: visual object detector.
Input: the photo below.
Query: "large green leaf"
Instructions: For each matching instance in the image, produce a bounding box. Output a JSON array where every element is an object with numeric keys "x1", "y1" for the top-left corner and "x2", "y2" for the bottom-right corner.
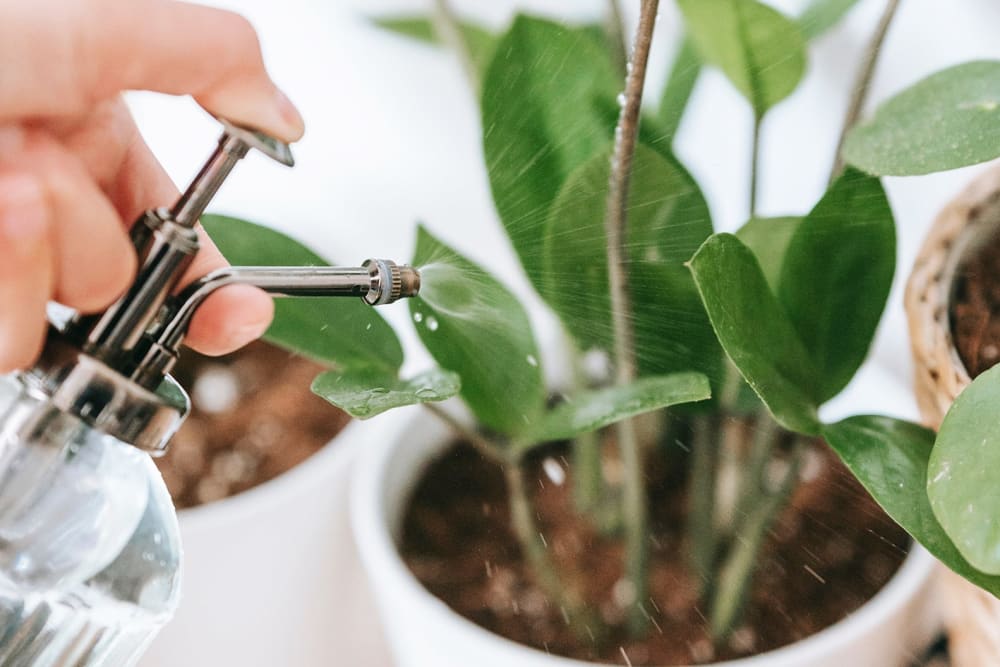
[
  {"x1": 844, "y1": 61, "x2": 1000, "y2": 176},
  {"x1": 659, "y1": 36, "x2": 702, "y2": 143},
  {"x1": 372, "y1": 15, "x2": 497, "y2": 74},
  {"x1": 542, "y1": 143, "x2": 719, "y2": 380},
  {"x1": 824, "y1": 416, "x2": 1000, "y2": 596},
  {"x1": 797, "y1": 0, "x2": 862, "y2": 40},
  {"x1": 410, "y1": 225, "x2": 545, "y2": 436},
  {"x1": 677, "y1": 0, "x2": 806, "y2": 116},
  {"x1": 778, "y1": 170, "x2": 895, "y2": 402},
  {"x1": 312, "y1": 367, "x2": 460, "y2": 420},
  {"x1": 929, "y1": 366, "x2": 1000, "y2": 574},
  {"x1": 689, "y1": 233, "x2": 821, "y2": 434},
  {"x1": 482, "y1": 15, "x2": 619, "y2": 292},
  {"x1": 734, "y1": 216, "x2": 803, "y2": 293},
  {"x1": 521, "y1": 373, "x2": 710, "y2": 447},
  {"x1": 201, "y1": 215, "x2": 402, "y2": 372}
]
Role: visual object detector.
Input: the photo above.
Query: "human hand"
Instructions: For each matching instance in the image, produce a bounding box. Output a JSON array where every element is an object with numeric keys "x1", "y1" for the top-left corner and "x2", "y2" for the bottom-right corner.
[{"x1": 0, "y1": 0, "x2": 305, "y2": 372}]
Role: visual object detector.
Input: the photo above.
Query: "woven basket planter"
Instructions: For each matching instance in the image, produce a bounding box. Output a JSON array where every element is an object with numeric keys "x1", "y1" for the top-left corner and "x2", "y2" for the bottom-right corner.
[{"x1": 906, "y1": 164, "x2": 1000, "y2": 667}]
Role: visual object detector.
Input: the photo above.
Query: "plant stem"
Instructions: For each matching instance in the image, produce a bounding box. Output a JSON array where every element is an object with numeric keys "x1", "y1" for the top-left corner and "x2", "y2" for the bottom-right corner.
[
  {"x1": 604, "y1": 0, "x2": 660, "y2": 635},
  {"x1": 431, "y1": 0, "x2": 480, "y2": 96},
  {"x1": 604, "y1": 0, "x2": 628, "y2": 76},
  {"x1": 568, "y1": 339, "x2": 605, "y2": 515},
  {"x1": 749, "y1": 113, "x2": 763, "y2": 219},
  {"x1": 710, "y1": 439, "x2": 805, "y2": 642},
  {"x1": 422, "y1": 402, "x2": 502, "y2": 463},
  {"x1": 689, "y1": 414, "x2": 718, "y2": 592},
  {"x1": 829, "y1": 0, "x2": 902, "y2": 182},
  {"x1": 505, "y1": 461, "x2": 602, "y2": 641}
]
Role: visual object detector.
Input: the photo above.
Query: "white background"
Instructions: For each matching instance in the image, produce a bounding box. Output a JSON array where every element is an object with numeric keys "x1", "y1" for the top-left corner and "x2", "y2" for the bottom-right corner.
[{"x1": 127, "y1": 0, "x2": 1000, "y2": 422}]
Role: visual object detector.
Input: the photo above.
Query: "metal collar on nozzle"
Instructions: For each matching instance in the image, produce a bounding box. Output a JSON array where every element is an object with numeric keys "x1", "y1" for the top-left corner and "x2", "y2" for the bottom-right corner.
[{"x1": 25, "y1": 118, "x2": 420, "y2": 455}]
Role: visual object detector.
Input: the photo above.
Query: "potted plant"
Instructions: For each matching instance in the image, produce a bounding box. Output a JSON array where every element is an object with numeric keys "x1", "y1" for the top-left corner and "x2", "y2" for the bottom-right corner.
[
  {"x1": 139, "y1": 215, "x2": 458, "y2": 667},
  {"x1": 334, "y1": 0, "x2": 1000, "y2": 664},
  {"x1": 836, "y1": 58, "x2": 1000, "y2": 665}
]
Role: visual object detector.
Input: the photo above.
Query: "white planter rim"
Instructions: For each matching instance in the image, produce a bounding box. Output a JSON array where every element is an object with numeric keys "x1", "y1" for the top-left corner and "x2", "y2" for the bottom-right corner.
[{"x1": 352, "y1": 406, "x2": 938, "y2": 667}]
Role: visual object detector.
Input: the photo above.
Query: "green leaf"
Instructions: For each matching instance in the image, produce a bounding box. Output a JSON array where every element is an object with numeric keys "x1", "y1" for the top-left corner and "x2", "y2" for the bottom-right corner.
[
  {"x1": 677, "y1": 0, "x2": 806, "y2": 116},
  {"x1": 372, "y1": 15, "x2": 497, "y2": 74},
  {"x1": 410, "y1": 225, "x2": 545, "y2": 436},
  {"x1": 929, "y1": 365, "x2": 1000, "y2": 574},
  {"x1": 689, "y1": 233, "x2": 821, "y2": 434},
  {"x1": 659, "y1": 36, "x2": 702, "y2": 142},
  {"x1": 482, "y1": 15, "x2": 619, "y2": 291},
  {"x1": 201, "y1": 215, "x2": 402, "y2": 372},
  {"x1": 734, "y1": 216, "x2": 803, "y2": 292},
  {"x1": 312, "y1": 367, "x2": 460, "y2": 420},
  {"x1": 542, "y1": 143, "x2": 719, "y2": 380},
  {"x1": 521, "y1": 373, "x2": 711, "y2": 446},
  {"x1": 778, "y1": 170, "x2": 895, "y2": 401},
  {"x1": 844, "y1": 61, "x2": 1000, "y2": 176},
  {"x1": 797, "y1": 0, "x2": 861, "y2": 40},
  {"x1": 823, "y1": 416, "x2": 1000, "y2": 596}
]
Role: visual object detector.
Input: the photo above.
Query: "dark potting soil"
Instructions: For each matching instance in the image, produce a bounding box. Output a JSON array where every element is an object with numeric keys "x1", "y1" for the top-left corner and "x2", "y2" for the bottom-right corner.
[
  {"x1": 952, "y1": 229, "x2": 1000, "y2": 377},
  {"x1": 401, "y1": 439, "x2": 909, "y2": 666},
  {"x1": 155, "y1": 341, "x2": 349, "y2": 509}
]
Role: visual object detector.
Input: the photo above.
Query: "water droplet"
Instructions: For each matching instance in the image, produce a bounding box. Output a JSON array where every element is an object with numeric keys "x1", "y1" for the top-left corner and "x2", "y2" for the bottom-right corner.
[
  {"x1": 415, "y1": 387, "x2": 439, "y2": 399},
  {"x1": 426, "y1": 316, "x2": 439, "y2": 331},
  {"x1": 413, "y1": 312, "x2": 424, "y2": 323},
  {"x1": 616, "y1": 92, "x2": 627, "y2": 107},
  {"x1": 612, "y1": 578, "x2": 637, "y2": 607},
  {"x1": 526, "y1": 354, "x2": 538, "y2": 367},
  {"x1": 542, "y1": 457, "x2": 565, "y2": 485},
  {"x1": 366, "y1": 323, "x2": 372, "y2": 331}
]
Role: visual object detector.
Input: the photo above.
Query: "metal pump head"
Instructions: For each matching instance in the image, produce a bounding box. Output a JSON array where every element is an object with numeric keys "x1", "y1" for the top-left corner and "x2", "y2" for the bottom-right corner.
[{"x1": 26, "y1": 118, "x2": 420, "y2": 455}]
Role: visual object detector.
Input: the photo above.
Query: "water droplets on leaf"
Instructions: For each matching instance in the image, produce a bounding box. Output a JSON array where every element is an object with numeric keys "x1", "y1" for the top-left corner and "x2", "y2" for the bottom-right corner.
[
  {"x1": 426, "y1": 316, "x2": 439, "y2": 332},
  {"x1": 541, "y1": 457, "x2": 565, "y2": 485},
  {"x1": 413, "y1": 312, "x2": 424, "y2": 324},
  {"x1": 526, "y1": 354, "x2": 538, "y2": 367}
]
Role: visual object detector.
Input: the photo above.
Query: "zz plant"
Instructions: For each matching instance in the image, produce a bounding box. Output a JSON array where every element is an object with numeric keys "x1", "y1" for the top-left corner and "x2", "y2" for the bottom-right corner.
[{"x1": 205, "y1": 0, "x2": 1000, "y2": 657}]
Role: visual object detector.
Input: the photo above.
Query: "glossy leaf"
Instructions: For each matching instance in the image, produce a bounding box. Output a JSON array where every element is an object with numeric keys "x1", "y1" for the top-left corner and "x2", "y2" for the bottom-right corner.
[
  {"x1": 659, "y1": 36, "x2": 702, "y2": 142},
  {"x1": 410, "y1": 225, "x2": 545, "y2": 436},
  {"x1": 201, "y1": 215, "x2": 402, "y2": 372},
  {"x1": 677, "y1": 0, "x2": 806, "y2": 116},
  {"x1": 824, "y1": 415, "x2": 1000, "y2": 596},
  {"x1": 689, "y1": 233, "x2": 821, "y2": 434},
  {"x1": 797, "y1": 0, "x2": 862, "y2": 40},
  {"x1": 929, "y1": 366, "x2": 1000, "y2": 574},
  {"x1": 482, "y1": 15, "x2": 619, "y2": 291},
  {"x1": 734, "y1": 216, "x2": 803, "y2": 292},
  {"x1": 778, "y1": 169, "x2": 895, "y2": 401},
  {"x1": 521, "y1": 373, "x2": 711, "y2": 446},
  {"x1": 312, "y1": 367, "x2": 460, "y2": 420},
  {"x1": 372, "y1": 15, "x2": 497, "y2": 74},
  {"x1": 542, "y1": 143, "x2": 719, "y2": 380},
  {"x1": 844, "y1": 61, "x2": 1000, "y2": 176}
]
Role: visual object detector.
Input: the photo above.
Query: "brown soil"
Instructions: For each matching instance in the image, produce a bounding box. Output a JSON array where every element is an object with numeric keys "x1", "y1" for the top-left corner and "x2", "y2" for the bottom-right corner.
[
  {"x1": 155, "y1": 341, "x2": 349, "y2": 509},
  {"x1": 401, "y1": 439, "x2": 909, "y2": 665},
  {"x1": 952, "y1": 229, "x2": 1000, "y2": 377}
]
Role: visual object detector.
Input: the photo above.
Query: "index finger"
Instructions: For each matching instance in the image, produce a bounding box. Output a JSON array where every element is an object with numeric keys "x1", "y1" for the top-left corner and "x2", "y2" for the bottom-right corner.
[{"x1": 0, "y1": 0, "x2": 303, "y2": 142}]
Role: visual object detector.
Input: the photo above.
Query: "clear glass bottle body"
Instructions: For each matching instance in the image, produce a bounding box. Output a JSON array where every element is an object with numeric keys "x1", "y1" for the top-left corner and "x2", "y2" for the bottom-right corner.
[{"x1": 0, "y1": 374, "x2": 181, "y2": 666}]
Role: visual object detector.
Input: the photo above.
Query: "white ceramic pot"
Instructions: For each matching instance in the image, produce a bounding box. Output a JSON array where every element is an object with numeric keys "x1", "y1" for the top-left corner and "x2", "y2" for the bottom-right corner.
[
  {"x1": 352, "y1": 401, "x2": 940, "y2": 667},
  {"x1": 141, "y1": 414, "x2": 399, "y2": 667}
]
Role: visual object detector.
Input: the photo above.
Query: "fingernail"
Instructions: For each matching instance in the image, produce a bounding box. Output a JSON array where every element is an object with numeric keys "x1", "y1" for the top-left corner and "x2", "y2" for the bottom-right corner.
[
  {"x1": 274, "y1": 89, "x2": 304, "y2": 140},
  {"x1": 0, "y1": 175, "x2": 47, "y2": 256}
]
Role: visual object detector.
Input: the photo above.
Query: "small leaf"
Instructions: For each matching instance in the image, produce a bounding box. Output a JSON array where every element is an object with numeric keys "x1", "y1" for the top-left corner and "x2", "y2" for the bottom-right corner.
[
  {"x1": 844, "y1": 61, "x2": 1000, "y2": 176},
  {"x1": 689, "y1": 233, "x2": 821, "y2": 434},
  {"x1": 202, "y1": 215, "x2": 402, "y2": 372},
  {"x1": 521, "y1": 373, "x2": 711, "y2": 446},
  {"x1": 797, "y1": 0, "x2": 862, "y2": 40},
  {"x1": 678, "y1": 0, "x2": 806, "y2": 116},
  {"x1": 312, "y1": 367, "x2": 460, "y2": 420},
  {"x1": 778, "y1": 169, "x2": 895, "y2": 401},
  {"x1": 543, "y1": 143, "x2": 719, "y2": 381},
  {"x1": 410, "y1": 225, "x2": 545, "y2": 436},
  {"x1": 659, "y1": 36, "x2": 702, "y2": 142},
  {"x1": 482, "y1": 15, "x2": 619, "y2": 292},
  {"x1": 734, "y1": 216, "x2": 803, "y2": 292},
  {"x1": 929, "y1": 366, "x2": 1000, "y2": 574},
  {"x1": 823, "y1": 415, "x2": 1000, "y2": 596},
  {"x1": 372, "y1": 15, "x2": 497, "y2": 74}
]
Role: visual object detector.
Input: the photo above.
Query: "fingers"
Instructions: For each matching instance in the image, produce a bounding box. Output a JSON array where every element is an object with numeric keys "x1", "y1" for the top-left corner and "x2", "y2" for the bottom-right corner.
[
  {"x1": 0, "y1": 0, "x2": 303, "y2": 143},
  {"x1": 0, "y1": 175, "x2": 53, "y2": 373}
]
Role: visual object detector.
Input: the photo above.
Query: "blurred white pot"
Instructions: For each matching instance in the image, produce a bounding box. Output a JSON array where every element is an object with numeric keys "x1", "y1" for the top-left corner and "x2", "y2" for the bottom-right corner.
[
  {"x1": 141, "y1": 414, "x2": 398, "y2": 667},
  {"x1": 352, "y1": 398, "x2": 940, "y2": 667}
]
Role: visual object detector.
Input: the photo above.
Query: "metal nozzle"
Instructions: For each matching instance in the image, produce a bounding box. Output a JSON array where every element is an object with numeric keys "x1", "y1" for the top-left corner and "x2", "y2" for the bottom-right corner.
[{"x1": 361, "y1": 259, "x2": 421, "y2": 305}]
